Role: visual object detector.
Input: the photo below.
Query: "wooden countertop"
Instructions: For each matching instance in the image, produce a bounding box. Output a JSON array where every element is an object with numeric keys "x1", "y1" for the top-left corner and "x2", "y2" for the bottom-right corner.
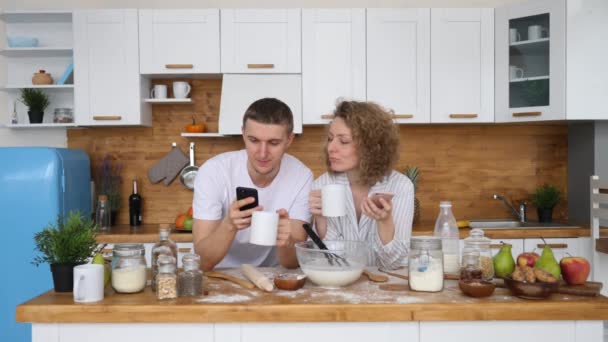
[
  {"x1": 16, "y1": 268, "x2": 608, "y2": 323},
  {"x1": 96, "y1": 222, "x2": 600, "y2": 244}
]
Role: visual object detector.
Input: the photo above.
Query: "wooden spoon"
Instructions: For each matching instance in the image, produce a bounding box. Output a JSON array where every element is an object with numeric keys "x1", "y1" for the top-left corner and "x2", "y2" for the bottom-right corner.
[{"x1": 362, "y1": 269, "x2": 389, "y2": 282}]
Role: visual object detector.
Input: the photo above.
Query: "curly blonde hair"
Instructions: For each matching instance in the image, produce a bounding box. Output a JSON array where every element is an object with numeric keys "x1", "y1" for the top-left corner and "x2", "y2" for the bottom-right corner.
[{"x1": 324, "y1": 100, "x2": 400, "y2": 186}]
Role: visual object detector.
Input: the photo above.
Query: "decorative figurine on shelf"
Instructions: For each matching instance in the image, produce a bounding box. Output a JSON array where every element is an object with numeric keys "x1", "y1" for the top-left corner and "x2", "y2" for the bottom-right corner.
[
  {"x1": 32, "y1": 69, "x2": 53, "y2": 85},
  {"x1": 19, "y1": 88, "x2": 50, "y2": 124}
]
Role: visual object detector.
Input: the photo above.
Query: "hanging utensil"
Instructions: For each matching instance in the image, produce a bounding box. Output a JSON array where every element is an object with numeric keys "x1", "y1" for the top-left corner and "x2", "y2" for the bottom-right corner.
[{"x1": 179, "y1": 142, "x2": 198, "y2": 190}]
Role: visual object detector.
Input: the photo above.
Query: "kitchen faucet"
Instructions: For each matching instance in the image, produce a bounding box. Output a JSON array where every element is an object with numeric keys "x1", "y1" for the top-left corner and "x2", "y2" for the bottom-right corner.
[{"x1": 492, "y1": 194, "x2": 527, "y2": 223}]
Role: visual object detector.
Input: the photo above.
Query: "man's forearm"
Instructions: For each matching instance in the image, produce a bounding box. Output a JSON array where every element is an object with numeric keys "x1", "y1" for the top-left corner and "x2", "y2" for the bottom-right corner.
[{"x1": 195, "y1": 219, "x2": 237, "y2": 271}]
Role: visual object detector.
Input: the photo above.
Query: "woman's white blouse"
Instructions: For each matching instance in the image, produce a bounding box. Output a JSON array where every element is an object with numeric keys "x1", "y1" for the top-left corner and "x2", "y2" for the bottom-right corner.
[{"x1": 312, "y1": 170, "x2": 414, "y2": 269}]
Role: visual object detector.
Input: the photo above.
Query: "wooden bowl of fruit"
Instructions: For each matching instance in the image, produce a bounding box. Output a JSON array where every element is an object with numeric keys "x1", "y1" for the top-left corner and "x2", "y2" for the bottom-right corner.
[{"x1": 504, "y1": 266, "x2": 560, "y2": 299}]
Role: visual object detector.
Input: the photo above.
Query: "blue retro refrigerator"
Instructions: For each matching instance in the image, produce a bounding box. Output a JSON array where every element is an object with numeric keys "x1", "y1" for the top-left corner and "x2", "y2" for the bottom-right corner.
[{"x1": 0, "y1": 147, "x2": 92, "y2": 342}]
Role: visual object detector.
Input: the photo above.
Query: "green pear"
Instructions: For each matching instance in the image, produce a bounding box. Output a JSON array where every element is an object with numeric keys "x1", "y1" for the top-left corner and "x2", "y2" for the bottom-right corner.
[
  {"x1": 92, "y1": 253, "x2": 111, "y2": 287},
  {"x1": 493, "y1": 244, "x2": 516, "y2": 278},
  {"x1": 534, "y1": 245, "x2": 561, "y2": 279}
]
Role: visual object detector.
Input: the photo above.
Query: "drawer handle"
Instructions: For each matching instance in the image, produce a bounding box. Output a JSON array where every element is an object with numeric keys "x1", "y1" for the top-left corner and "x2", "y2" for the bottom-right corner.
[
  {"x1": 490, "y1": 244, "x2": 505, "y2": 249},
  {"x1": 449, "y1": 114, "x2": 478, "y2": 119},
  {"x1": 513, "y1": 111, "x2": 542, "y2": 117},
  {"x1": 537, "y1": 243, "x2": 568, "y2": 249},
  {"x1": 247, "y1": 63, "x2": 275, "y2": 69},
  {"x1": 392, "y1": 114, "x2": 414, "y2": 119},
  {"x1": 178, "y1": 248, "x2": 192, "y2": 253},
  {"x1": 165, "y1": 64, "x2": 194, "y2": 69},
  {"x1": 93, "y1": 116, "x2": 122, "y2": 121},
  {"x1": 320, "y1": 114, "x2": 333, "y2": 119}
]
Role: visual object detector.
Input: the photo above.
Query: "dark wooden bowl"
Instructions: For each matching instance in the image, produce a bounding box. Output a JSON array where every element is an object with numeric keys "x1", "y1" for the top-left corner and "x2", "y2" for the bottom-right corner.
[
  {"x1": 274, "y1": 274, "x2": 307, "y2": 291},
  {"x1": 503, "y1": 276, "x2": 559, "y2": 299},
  {"x1": 458, "y1": 280, "x2": 496, "y2": 298}
]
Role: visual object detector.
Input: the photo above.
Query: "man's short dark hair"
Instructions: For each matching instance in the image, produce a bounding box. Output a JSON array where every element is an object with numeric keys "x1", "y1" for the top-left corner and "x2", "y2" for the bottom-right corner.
[{"x1": 242, "y1": 98, "x2": 294, "y2": 134}]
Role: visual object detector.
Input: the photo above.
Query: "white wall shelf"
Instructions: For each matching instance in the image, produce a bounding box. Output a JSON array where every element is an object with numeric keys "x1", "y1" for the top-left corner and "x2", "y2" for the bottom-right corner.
[
  {"x1": 510, "y1": 37, "x2": 549, "y2": 46},
  {"x1": 510, "y1": 75, "x2": 550, "y2": 83},
  {"x1": 3, "y1": 84, "x2": 74, "y2": 89},
  {"x1": 7, "y1": 123, "x2": 76, "y2": 128},
  {"x1": 181, "y1": 132, "x2": 224, "y2": 137},
  {"x1": 144, "y1": 98, "x2": 193, "y2": 104},
  {"x1": 1, "y1": 10, "x2": 73, "y2": 16},
  {"x1": 0, "y1": 47, "x2": 73, "y2": 56}
]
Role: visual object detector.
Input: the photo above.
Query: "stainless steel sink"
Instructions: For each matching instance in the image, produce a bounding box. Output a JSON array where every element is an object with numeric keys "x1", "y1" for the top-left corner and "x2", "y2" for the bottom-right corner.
[{"x1": 468, "y1": 219, "x2": 579, "y2": 229}]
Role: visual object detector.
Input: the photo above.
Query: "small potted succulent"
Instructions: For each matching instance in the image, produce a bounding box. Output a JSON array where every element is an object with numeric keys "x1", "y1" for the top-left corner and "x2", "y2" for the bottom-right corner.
[
  {"x1": 95, "y1": 154, "x2": 123, "y2": 226},
  {"x1": 19, "y1": 88, "x2": 50, "y2": 124},
  {"x1": 32, "y1": 212, "x2": 98, "y2": 292},
  {"x1": 531, "y1": 184, "x2": 561, "y2": 223}
]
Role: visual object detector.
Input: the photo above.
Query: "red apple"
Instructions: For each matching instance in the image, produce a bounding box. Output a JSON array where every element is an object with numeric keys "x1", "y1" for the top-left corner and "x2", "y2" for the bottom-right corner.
[
  {"x1": 560, "y1": 256, "x2": 590, "y2": 285},
  {"x1": 517, "y1": 252, "x2": 540, "y2": 267}
]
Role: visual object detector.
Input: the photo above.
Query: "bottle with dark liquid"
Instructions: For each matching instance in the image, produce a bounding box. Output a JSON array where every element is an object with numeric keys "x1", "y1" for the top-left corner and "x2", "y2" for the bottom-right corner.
[{"x1": 129, "y1": 178, "x2": 142, "y2": 226}]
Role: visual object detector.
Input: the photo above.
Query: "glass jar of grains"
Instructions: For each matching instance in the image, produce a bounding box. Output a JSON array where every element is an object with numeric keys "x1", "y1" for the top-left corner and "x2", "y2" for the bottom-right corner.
[
  {"x1": 178, "y1": 253, "x2": 203, "y2": 297},
  {"x1": 462, "y1": 228, "x2": 494, "y2": 280},
  {"x1": 460, "y1": 250, "x2": 483, "y2": 281},
  {"x1": 111, "y1": 244, "x2": 147, "y2": 293},
  {"x1": 156, "y1": 255, "x2": 177, "y2": 300},
  {"x1": 408, "y1": 236, "x2": 444, "y2": 292}
]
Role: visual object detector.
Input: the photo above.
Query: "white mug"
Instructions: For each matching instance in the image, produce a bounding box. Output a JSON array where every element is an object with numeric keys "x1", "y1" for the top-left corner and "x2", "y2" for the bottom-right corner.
[
  {"x1": 150, "y1": 84, "x2": 167, "y2": 99},
  {"x1": 73, "y1": 264, "x2": 104, "y2": 303},
  {"x1": 528, "y1": 25, "x2": 547, "y2": 40},
  {"x1": 509, "y1": 28, "x2": 521, "y2": 43},
  {"x1": 249, "y1": 211, "x2": 279, "y2": 246},
  {"x1": 509, "y1": 65, "x2": 525, "y2": 80},
  {"x1": 321, "y1": 184, "x2": 347, "y2": 217},
  {"x1": 173, "y1": 81, "x2": 191, "y2": 99}
]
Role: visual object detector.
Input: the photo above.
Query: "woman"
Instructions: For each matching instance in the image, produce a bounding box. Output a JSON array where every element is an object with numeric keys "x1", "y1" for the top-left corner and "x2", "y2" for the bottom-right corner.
[{"x1": 309, "y1": 100, "x2": 414, "y2": 269}]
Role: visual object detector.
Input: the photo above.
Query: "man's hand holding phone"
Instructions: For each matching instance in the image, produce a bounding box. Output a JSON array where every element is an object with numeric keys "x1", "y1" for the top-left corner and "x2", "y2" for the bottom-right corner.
[{"x1": 225, "y1": 187, "x2": 263, "y2": 231}]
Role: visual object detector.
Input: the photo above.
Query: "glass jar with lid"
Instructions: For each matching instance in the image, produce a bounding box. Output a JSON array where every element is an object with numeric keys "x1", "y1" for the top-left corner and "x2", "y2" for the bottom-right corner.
[
  {"x1": 111, "y1": 243, "x2": 147, "y2": 293},
  {"x1": 156, "y1": 255, "x2": 177, "y2": 300},
  {"x1": 408, "y1": 236, "x2": 444, "y2": 292},
  {"x1": 462, "y1": 228, "x2": 494, "y2": 280},
  {"x1": 178, "y1": 253, "x2": 203, "y2": 297},
  {"x1": 460, "y1": 249, "x2": 483, "y2": 281},
  {"x1": 53, "y1": 108, "x2": 73, "y2": 123},
  {"x1": 151, "y1": 224, "x2": 177, "y2": 291}
]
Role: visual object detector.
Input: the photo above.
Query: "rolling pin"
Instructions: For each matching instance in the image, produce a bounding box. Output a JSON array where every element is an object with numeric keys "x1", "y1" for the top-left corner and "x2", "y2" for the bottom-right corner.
[
  {"x1": 241, "y1": 264, "x2": 275, "y2": 292},
  {"x1": 205, "y1": 270, "x2": 256, "y2": 290}
]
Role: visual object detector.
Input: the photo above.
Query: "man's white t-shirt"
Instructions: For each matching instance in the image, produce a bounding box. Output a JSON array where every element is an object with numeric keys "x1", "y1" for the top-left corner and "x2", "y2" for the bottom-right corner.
[{"x1": 192, "y1": 149, "x2": 313, "y2": 268}]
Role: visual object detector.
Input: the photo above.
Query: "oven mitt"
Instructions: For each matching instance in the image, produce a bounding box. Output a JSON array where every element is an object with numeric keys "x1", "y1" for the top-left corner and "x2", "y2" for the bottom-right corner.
[
  {"x1": 148, "y1": 157, "x2": 168, "y2": 184},
  {"x1": 162, "y1": 147, "x2": 189, "y2": 186}
]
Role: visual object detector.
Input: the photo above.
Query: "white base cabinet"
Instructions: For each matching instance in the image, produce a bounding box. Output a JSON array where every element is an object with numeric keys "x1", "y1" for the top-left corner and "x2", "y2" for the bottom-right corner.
[{"x1": 31, "y1": 321, "x2": 604, "y2": 342}]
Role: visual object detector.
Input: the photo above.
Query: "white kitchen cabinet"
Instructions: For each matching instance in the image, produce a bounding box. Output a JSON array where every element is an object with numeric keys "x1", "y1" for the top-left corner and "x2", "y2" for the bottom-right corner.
[
  {"x1": 302, "y1": 9, "x2": 366, "y2": 125},
  {"x1": 430, "y1": 8, "x2": 494, "y2": 123},
  {"x1": 495, "y1": 0, "x2": 608, "y2": 121},
  {"x1": 495, "y1": 0, "x2": 566, "y2": 122},
  {"x1": 74, "y1": 9, "x2": 151, "y2": 126},
  {"x1": 524, "y1": 238, "x2": 582, "y2": 262},
  {"x1": 366, "y1": 9, "x2": 430, "y2": 124},
  {"x1": 139, "y1": 9, "x2": 220, "y2": 75},
  {"x1": 221, "y1": 9, "x2": 301, "y2": 74}
]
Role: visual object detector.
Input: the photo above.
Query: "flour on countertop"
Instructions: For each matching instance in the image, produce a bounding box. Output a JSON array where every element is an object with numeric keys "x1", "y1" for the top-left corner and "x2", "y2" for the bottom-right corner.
[{"x1": 196, "y1": 294, "x2": 253, "y2": 303}]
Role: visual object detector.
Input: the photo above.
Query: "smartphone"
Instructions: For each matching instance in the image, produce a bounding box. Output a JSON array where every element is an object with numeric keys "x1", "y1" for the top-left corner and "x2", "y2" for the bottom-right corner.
[
  {"x1": 370, "y1": 193, "x2": 394, "y2": 209},
  {"x1": 236, "y1": 187, "x2": 259, "y2": 211}
]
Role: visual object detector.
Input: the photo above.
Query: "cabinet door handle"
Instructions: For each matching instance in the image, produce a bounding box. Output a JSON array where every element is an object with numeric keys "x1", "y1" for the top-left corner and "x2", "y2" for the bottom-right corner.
[
  {"x1": 449, "y1": 113, "x2": 478, "y2": 119},
  {"x1": 320, "y1": 114, "x2": 333, "y2": 119},
  {"x1": 513, "y1": 111, "x2": 542, "y2": 117},
  {"x1": 93, "y1": 116, "x2": 122, "y2": 121},
  {"x1": 178, "y1": 248, "x2": 192, "y2": 253},
  {"x1": 165, "y1": 64, "x2": 194, "y2": 69},
  {"x1": 537, "y1": 243, "x2": 568, "y2": 249},
  {"x1": 247, "y1": 64, "x2": 274, "y2": 69},
  {"x1": 392, "y1": 114, "x2": 414, "y2": 119}
]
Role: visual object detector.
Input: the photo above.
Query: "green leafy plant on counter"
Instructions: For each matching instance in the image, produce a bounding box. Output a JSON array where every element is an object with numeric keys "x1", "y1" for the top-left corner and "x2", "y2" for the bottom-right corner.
[
  {"x1": 96, "y1": 154, "x2": 123, "y2": 212},
  {"x1": 531, "y1": 184, "x2": 561, "y2": 209},
  {"x1": 19, "y1": 88, "x2": 50, "y2": 113},
  {"x1": 32, "y1": 211, "x2": 98, "y2": 266}
]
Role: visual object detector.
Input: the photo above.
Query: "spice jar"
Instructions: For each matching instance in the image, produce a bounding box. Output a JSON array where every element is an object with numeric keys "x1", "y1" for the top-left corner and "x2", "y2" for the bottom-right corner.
[
  {"x1": 178, "y1": 253, "x2": 203, "y2": 297},
  {"x1": 156, "y1": 255, "x2": 177, "y2": 300},
  {"x1": 408, "y1": 236, "x2": 444, "y2": 292},
  {"x1": 111, "y1": 244, "x2": 147, "y2": 293},
  {"x1": 53, "y1": 108, "x2": 73, "y2": 123},
  {"x1": 462, "y1": 228, "x2": 494, "y2": 280},
  {"x1": 151, "y1": 224, "x2": 177, "y2": 291},
  {"x1": 460, "y1": 250, "x2": 483, "y2": 281}
]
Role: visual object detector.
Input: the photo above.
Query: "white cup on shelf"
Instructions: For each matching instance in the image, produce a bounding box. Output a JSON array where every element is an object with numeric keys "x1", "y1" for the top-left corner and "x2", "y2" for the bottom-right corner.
[
  {"x1": 150, "y1": 85, "x2": 167, "y2": 99},
  {"x1": 509, "y1": 28, "x2": 521, "y2": 43},
  {"x1": 509, "y1": 65, "x2": 525, "y2": 80},
  {"x1": 528, "y1": 25, "x2": 548, "y2": 40},
  {"x1": 172, "y1": 82, "x2": 191, "y2": 99}
]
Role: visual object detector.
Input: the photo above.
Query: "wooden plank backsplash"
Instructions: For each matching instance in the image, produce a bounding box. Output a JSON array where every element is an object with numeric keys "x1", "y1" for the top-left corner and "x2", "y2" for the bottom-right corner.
[{"x1": 68, "y1": 79, "x2": 568, "y2": 225}]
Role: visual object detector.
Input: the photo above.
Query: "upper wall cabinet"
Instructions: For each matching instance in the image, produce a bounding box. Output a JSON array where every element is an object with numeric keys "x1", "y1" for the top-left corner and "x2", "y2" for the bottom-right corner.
[
  {"x1": 220, "y1": 9, "x2": 301, "y2": 74},
  {"x1": 367, "y1": 8, "x2": 430, "y2": 124},
  {"x1": 495, "y1": 0, "x2": 565, "y2": 122},
  {"x1": 74, "y1": 9, "x2": 151, "y2": 126},
  {"x1": 139, "y1": 9, "x2": 220, "y2": 74},
  {"x1": 431, "y1": 8, "x2": 494, "y2": 123},
  {"x1": 302, "y1": 9, "x2": 366, "y2": 125}
]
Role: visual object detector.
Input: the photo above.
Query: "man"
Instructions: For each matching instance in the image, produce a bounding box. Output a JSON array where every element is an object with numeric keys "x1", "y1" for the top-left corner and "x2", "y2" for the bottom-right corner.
[{"x1": 192, "y1": 98, "x2": 312, "y2": 271}]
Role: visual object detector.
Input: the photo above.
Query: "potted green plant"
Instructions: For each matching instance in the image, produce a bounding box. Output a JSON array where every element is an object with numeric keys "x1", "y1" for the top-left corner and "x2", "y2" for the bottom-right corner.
[
  {"x1": 404, "y1": 166, "x2": 421, "y2": 224},
  {"x1": 96, "y1": 154, "x2": 123, "y2": 225},
  {"x1": 531, "y1": 184, "x2": 561, "y2": 223},
  {"x1": 32, "y1": 212, "x2": 98, "y2": 292},
  {"x1": 19, "y1": 88, "x2": 50, "y2": 124}
]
